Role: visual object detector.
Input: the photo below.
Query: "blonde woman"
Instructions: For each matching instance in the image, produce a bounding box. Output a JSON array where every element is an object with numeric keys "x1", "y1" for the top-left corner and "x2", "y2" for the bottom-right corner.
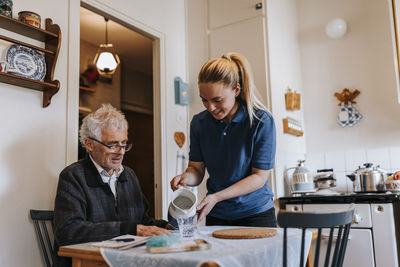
[{"x1": 171, "y1": 53, "x2": 276, "y2": 227}]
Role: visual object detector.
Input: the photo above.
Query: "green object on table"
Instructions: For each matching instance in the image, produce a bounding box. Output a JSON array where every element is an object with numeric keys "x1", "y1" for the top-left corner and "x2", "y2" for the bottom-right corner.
[{"x1": 146, "y1": 235, "x2": 180, "y2": 248}]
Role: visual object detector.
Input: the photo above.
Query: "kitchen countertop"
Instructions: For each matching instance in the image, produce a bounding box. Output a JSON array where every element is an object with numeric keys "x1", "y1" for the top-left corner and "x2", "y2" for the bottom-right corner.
[{"x1": 279, "y1": 192, "x2": 400, "y2": 208}]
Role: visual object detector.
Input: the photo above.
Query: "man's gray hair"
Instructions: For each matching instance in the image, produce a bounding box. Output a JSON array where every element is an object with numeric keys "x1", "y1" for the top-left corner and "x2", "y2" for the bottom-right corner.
[{"x1": 79, "y1": 103, "x2": 128, "y2": 148}]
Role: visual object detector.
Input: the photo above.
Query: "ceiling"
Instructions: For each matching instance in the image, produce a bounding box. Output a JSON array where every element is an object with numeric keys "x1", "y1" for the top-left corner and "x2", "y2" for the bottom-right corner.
[{"x1": 80, "y1": 7, "x2": 153, "y2": 75}]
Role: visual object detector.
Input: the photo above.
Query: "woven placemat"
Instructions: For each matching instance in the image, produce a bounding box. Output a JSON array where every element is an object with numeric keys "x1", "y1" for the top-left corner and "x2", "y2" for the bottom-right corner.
[{"x1": 212, "y1": 228, "x2": 277, "y2": 239}]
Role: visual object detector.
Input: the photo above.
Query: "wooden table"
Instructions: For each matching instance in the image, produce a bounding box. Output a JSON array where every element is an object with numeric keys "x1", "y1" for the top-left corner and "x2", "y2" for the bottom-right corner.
[
  {"x1": 59, "y1": 227, "x2": 309, "y2": 267},
  {"x1": 58, "y1": 242, "x2": 219, "y2": 267},
  {"x1": 58, "y1": 243, "x2": 108, "y2": 267}
]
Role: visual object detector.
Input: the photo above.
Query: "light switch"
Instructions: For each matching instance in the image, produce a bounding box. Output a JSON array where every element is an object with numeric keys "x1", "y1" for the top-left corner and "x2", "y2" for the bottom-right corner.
[{"x1": 174, "y1": 77, "x2": 189, "y2": 105}]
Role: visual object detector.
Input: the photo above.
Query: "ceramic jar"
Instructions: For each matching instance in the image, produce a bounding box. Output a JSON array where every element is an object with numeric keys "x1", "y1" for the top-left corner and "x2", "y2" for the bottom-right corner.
[
  {"x1": 18, "y1": 11, "x2": 41, "y2": 28},
  {"x1": 0, "y1": 0, "x2": 13, "y2": 18}
]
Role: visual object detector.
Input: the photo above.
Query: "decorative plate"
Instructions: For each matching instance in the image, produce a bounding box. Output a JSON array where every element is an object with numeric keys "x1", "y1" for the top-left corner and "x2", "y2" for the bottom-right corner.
[
  {"x1": 337, "y1": 103, "x2": 362, "y2": 127},
  {"x1": 5, "y1": 44, "x2": 46, "y2": 81}
]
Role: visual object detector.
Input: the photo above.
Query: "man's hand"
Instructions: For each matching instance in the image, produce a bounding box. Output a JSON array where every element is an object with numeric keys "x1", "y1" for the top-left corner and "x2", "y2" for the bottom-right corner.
[
  {"x1": 137, "y1": 225, "x2": 171, "y2": 236},
  {"x1": 166, "y1": 223, "x2": 176, "y2": 230}
]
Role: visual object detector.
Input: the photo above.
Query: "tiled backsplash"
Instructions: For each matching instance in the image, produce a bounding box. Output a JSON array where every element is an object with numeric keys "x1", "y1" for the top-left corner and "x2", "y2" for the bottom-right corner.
[
  {"x1": 275, "y1": 146, "x2": 400, "y2": 197},
  {"x1": 306, "y1": 146, "x2": 400, "y2": 194}
]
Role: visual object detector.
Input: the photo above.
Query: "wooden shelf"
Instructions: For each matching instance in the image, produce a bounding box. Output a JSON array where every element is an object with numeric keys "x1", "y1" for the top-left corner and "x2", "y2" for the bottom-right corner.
[
  {"x1": 283, "y1": 117, "x2": 304, "y2": 137},
  {"x1": 0, "y1": 14, "x2": 61, "y2": 107},
  {"x1": 0, "y1": 14, "x2": 58, "y2": 41},
  {"x1": 0, "y1": 34, "x2": 55, "y2": 54},
  {"x1": 0, "y1": 72, "x2": 60, "y2": 107}
]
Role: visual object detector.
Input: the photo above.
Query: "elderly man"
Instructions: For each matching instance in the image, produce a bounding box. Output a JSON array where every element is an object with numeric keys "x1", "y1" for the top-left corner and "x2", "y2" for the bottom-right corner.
[{"x1": 54, "y1": 104, "x2": 170, "y2": 266}]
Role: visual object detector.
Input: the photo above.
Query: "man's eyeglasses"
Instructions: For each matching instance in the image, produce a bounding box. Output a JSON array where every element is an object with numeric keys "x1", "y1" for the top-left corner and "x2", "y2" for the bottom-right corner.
[{"x1": 89, "y1": 137, "x2": 133, "y2": 152}]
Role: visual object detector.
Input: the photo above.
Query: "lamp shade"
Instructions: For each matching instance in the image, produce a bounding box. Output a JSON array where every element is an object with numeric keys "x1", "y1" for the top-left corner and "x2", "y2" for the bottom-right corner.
[
  {"x1": 93, "y1": 43, "x2": 120, "y2": 75},
  {"x1": 325, "y1": 18, "x2": 347, "y2": 39}
]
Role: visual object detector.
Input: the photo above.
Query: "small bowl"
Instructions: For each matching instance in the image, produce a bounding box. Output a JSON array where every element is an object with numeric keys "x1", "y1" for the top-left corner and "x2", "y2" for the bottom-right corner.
[
  {"x1": 385, "y1": 180, "x2": 400, "y2": 191},
  {"x1": 18, "y1": 11, "x2": 41, "y2": 28}
]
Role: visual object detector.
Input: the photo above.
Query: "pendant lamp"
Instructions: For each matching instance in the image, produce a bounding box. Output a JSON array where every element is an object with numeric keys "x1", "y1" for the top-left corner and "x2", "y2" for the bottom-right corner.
[{"x1": 93, "y1": 17, "x2": 120, "y2": 75}]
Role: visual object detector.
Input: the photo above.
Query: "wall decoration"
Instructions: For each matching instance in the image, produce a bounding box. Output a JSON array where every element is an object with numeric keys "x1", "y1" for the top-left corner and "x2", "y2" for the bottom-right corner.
[
  {"x1": 174, "y1": 77, "x2": 189, "y2": 105},
  {"x1": 285, "y1": 89, "x2": 300, "y2": 110},
  {"x1": 0, "y1": 0, "x2": 12, "y2": 17},
  {"x1": 282, "y1": 117, "x2": 303, "y2": 136},
  {"x1": 334, "y1": 88, "x2": 362, "y2": 127}
]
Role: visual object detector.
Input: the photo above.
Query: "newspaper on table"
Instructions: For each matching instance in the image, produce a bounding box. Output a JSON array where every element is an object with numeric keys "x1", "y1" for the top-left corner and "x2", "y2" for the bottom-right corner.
[{"x1": 92, "y1": 234, "x2": 148, "y2": 250}]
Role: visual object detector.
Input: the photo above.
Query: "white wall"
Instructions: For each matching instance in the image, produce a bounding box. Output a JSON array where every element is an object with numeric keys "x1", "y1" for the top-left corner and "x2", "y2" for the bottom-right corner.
[
  {"x1": 298, "y1": 0, "x2": 400, "y2": 191},
  {"x1": 0, "y1": 0, "x2": 188, "y2": 266},
  {"x1": 266, "y1": 0, "x2": 307, "y2": 197},
  {"x1": 299, "y1": 0, "x2": 400, "y2": 153},
  {"x1": 0, "y1": 1, "x2": 69, "y2": 266}
]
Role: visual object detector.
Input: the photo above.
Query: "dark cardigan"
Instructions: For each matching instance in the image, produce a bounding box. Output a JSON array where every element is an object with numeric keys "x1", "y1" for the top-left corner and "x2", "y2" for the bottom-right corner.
[{"x1": 53, "y1": 155, "x2": 167, "y2": 266}]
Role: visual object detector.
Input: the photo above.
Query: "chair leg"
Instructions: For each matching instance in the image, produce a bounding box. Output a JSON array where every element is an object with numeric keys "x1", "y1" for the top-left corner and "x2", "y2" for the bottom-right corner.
[
  {"x1": 283, "y1": 228, "x2": 287, "y2": 267},
  {"x1": 300, "y1": 228, "x2": 306, "y2": 267},
  {"x1": 331, "y1": 226, "x2": 344, "y2": 267},
  {"x1": 324, "y1": 228, "x2": 334, "y2": 267},
  {"x1": 33, "y1": 221, "x2": 51, "y2": 267},
  {"x1": 337, "y1": 224, "x2": 351, "y2": 266},
  {"x1": 314, "y1": 229, "x2": 322, "y2": 267}
]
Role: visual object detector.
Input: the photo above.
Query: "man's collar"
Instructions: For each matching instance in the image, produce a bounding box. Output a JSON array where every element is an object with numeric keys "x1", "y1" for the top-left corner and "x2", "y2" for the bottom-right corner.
[
  {"x1": 89, "y1": 153, "x2": 124, "y2": 178},
  {"x1": 82, "y1": 154, "x2": 126, "y2": 187}
]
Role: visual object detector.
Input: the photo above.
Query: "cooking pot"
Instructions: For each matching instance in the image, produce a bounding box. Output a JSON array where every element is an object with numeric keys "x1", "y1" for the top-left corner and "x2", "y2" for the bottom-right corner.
[
  {"x1": 314, "y1": 168, "x2": 336, "y2": 189},
  {"x1": 346, "y1": 163, "x2": 387, "y2": 192}
]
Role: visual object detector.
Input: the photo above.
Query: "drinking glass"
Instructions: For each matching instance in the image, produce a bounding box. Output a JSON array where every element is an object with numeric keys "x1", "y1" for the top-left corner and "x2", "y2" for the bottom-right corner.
[{"x1": 177, "y1": 214, "x2": 197, "y2": 239}]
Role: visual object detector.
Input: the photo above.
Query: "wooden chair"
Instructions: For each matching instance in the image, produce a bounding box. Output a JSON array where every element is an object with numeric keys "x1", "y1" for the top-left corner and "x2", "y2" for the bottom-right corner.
[
  {"x1": 30, "y1": 209, "x2": 55, "y2": 267},
  {"x1": 278, "y1": 206, "x2": 354, "y2": 267}
]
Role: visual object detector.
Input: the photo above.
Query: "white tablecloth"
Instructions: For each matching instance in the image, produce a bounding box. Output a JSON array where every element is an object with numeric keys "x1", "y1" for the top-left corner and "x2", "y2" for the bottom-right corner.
[{"x1": 101, "y1": 226, "x2": 311, "y2": 267}]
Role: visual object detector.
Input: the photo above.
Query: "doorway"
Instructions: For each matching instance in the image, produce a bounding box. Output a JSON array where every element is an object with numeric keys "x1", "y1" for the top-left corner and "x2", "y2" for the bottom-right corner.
[{"x1": 79, "y1": 6, "x2": 156, "y2": 217}]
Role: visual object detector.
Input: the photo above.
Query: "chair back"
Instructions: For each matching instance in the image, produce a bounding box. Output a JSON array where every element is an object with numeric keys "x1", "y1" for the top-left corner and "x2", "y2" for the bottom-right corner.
[
  {"x1": 30, "y1": 209, "x2": 55, "y2": 267},
  {"x1": 278, "y1": 206, "x2": 354, "y2": 267}
]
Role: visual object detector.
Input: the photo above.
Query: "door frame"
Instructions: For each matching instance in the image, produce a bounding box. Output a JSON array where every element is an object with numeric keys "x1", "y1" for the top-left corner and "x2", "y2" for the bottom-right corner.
[{"x1": 66, "y1": 0, "x2": 167, "y2": 218}]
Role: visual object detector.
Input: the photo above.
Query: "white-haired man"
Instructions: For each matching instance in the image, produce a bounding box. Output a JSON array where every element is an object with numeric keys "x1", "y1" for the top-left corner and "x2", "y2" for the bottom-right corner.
[{"x1": 54, "y1": 104, "x2": 171, "y2": 266}]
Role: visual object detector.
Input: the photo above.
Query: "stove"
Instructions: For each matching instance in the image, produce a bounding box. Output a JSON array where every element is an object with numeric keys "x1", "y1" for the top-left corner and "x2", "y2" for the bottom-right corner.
[{"x1": 279, "y1": 192, "x2": 400, "y2": 267}]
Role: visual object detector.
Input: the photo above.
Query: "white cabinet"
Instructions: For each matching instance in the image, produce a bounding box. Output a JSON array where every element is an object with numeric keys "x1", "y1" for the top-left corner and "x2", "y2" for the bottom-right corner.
[
  {"x1": 371, "y1": 203, "x2": 398, "y2": 267},
  {"x1": 208, "y1": 0, "x2": 264, "y2": 29},
  {"x1": 209, "y1": 16, "x2": 269, "y2": 105}
]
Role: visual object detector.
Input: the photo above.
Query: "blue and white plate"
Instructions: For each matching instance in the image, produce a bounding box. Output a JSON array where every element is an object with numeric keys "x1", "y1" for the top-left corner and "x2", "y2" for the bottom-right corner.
[
  {"x1": 5, "y1": 44, "x2": 46, "y2": 81},
  {"x1": 337, "y1": 103, "x2": 362, "y2": 127}
]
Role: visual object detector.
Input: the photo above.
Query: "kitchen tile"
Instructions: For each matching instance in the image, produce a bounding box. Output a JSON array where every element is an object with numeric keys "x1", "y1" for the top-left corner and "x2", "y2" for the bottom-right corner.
[
  {"x1": 366, "y1": 148, "x2": 391, "y2": 170},
  {"x1": 305, "y1": 152, "x2": 325, "y2": 173},
  {"x1": 389, "y1": 146, "x2": 400, "y2": 170},
  {"x1": 334, "y1": 171, "x2": 348, "y2": 194},
  {"x1": 325, "y1": 151, "x2": 346, "y2": 172},
  {"x1": 345, "y1": 150, "x2": 367, "y2": 172}
]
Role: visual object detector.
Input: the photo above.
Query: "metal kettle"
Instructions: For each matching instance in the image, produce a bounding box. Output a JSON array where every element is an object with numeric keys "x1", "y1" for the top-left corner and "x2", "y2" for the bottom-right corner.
[
  {"x1": 346, "y1": 163, "x2": 387, "y2": 192},
  {"x1": 284, "y1": 160, "x2": 315, "y2": 193}
]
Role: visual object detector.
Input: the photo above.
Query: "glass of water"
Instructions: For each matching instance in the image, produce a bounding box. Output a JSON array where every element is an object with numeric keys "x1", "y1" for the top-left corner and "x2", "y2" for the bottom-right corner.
[{"x1": 177, "y1": 214, "x2": 197, "y2": 239}]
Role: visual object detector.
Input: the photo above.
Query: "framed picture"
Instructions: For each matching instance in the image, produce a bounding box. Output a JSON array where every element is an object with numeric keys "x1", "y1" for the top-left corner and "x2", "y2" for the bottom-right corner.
[{"x1": 390, "y1": 0, "x2": 400, "y2": 103}]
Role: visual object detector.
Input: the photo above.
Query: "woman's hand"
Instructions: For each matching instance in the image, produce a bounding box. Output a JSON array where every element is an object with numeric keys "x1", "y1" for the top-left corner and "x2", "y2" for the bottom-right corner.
[
  {"x1": 137, "y1": 225, "x2": 171, "y2": 236},
  {"x1": 170, "y1": 174, "x2": 187, "y2": 191},
  {"x1": 196, "y1": 194, "x2": 219, "y2": 223}
]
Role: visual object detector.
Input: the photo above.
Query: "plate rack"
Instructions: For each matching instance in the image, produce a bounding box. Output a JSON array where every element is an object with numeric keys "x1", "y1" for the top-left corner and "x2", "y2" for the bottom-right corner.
[{"x1": 0, "y1": 14, "x2": 61, "y2": 107}]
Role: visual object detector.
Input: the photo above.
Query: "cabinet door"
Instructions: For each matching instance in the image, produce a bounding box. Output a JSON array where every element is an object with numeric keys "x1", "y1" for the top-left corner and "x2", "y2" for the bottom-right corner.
[
  {"x1": 208, "y1": 0, "x2": 264, "y2": 29},
  {"x1": 209, "y1": 16, "x2": 269, "y2": 106},
  {"x1": 371, "y1": 203, "x2": 399, "y2": 267},
  {"x1": 310, "y1": 228, "x2": 375, "y2": 267}
]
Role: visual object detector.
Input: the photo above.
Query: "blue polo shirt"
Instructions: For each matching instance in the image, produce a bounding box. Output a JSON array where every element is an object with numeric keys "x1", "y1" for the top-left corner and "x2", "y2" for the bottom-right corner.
[{"x1": 189, "y1": 102, "x2": 276, "y2": 220}]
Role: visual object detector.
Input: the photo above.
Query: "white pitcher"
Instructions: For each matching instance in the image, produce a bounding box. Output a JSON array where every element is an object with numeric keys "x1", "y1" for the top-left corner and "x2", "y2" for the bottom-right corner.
[{"x1": 168, "y1": 187, "x2": 197, "y2": 228}]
